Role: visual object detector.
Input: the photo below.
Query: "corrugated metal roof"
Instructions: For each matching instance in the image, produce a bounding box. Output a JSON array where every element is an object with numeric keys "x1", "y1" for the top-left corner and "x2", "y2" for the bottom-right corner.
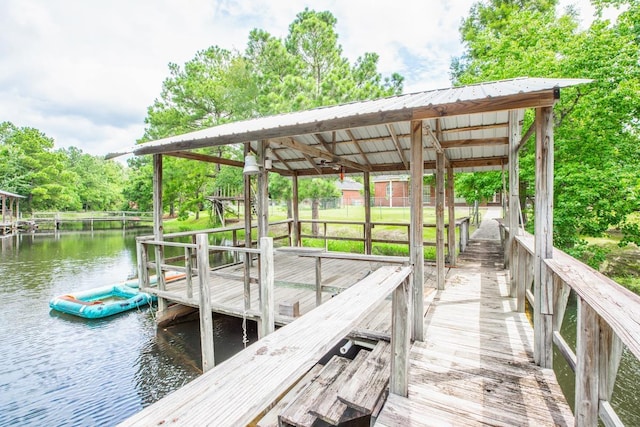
[
  {"x1": 108, "y1": 77, "x2": 592, "y2": 175},
  {"x1": 0, "y1": 190, "x2": 26, "y2": 198}
]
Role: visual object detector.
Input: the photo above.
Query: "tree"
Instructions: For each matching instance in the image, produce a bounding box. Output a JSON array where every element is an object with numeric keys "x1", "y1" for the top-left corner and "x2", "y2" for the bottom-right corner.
[
  {"x1": 138, "y1": 9, "x2": 405, "y2": 220},
  {"x1": 299, "y1": 178, "x2": 341, "y2": 235},
  {"x1": 452, "y1": 0, "x2": 640, "y2": 250}
]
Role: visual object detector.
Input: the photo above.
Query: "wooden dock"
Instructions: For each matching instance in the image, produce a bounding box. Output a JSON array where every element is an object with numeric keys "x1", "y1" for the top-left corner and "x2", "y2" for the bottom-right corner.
[
  {"x1": 376, "y1": 240, "x2": 574, "y2": 426},
  {"x1": 121, "y1": 237, "x2": 575, "y2": 426}
]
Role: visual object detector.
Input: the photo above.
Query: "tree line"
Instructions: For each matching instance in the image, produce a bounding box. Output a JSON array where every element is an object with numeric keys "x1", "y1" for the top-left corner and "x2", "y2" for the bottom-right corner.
[{"x1": 1, "y1": 3, "x2": 638, "y2": 260}]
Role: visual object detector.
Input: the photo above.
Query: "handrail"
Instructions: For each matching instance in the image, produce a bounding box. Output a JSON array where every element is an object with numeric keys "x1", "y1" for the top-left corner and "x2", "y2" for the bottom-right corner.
[
  {"x1": 509, "y1": 229, "x2": 639, "y2": 426},
  {"x1": 119, "y1": 265, "x2": 413, "y2": 426}
]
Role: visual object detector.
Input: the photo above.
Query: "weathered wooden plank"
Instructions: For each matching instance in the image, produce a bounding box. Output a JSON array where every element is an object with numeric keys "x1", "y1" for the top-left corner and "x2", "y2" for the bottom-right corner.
[
  {"x1": 260, "y1": 237, "x2": 275, "y2": 337},
  {"x1": 410, "y1": 119, "x2": 424, "y2": 341},
  {"x1": 279, "y1": 356, "x2": 349, "y2": 427},
  {"x1": 196, "y1": 233, "x2": 215, "y2": 372},
  {"x1": 338, "y1": 341, "x2": 391, "y2": 412},
  {"x1": 120, "y1": 265, "x2": 411, "y2": 427},
  {"x1": 309, "y1": 350, "x2": 370, "y2": 425},
  {"x1": 435, "y1": 150, "x2": 445, "y2": 291},
  {"x1": 446, "y1": 166, "x2": 456, "y2": 267},
  {"x1": 256, "y1": 365, "x2": 323, "y2": 427}
]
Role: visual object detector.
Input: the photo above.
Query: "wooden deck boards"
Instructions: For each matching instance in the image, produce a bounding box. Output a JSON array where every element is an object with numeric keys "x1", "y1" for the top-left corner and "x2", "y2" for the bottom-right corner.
[
  {"x1": 151, "y1": 252, "x2": 433, "y2": 330},
  {"x1": 376, "y1": 240, "x2": 575, "y2": 427}
]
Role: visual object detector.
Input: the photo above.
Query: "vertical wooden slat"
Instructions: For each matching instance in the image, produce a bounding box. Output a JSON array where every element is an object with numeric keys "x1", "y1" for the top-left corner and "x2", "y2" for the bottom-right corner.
[
  {"x1": 435, "y1": 151, "x2": 445, "y2": 290},
  {"x1": 446, "y1": 166, "x2": 456, "y2": 267},
  {"x1": 260, "y1": 237, "x2": 275, "y2": 337},
  {"x1": 576, "y1": 297, "x2": 599, "y2": 426},
  {"x1": 152, "y1": 154, "x2": 167, "y2": 314},
  {"x1": 516, "y1": 243, "x2": 526, "y2": 312},
  {"x1": 598, "y1": 319, "x2": 623, "y2": 403},
  {"x1": 553, "y1": 274, "x2": 571, "y2": 332},
  {"x1": 136, "y1": 239, "x2": 149, "y2": 290},
  {"x1": 364, "y1": 171, "x2": 372, "y2": 255},
  {"x1": 292, "y1": 174, "x2": 300, "y2": 247},
  {"x1": 196, "y1": 233, "x2": 215, "y2": 372},
  {"x1": 409, "y1": 120, "x2": 424, "y2": 341},
  {"x1": 534, "y1": 106, "x2": 554, "y2": 368},
  {"x1": 390, "y1": 276, "x2": 411, "y2": 397}
]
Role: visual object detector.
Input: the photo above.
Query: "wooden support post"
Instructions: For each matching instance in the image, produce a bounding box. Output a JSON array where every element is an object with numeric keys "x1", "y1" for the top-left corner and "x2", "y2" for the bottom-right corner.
[
  {"x1": 292, "y1": 174, "x2": 300, "y2": 247},
  {"x1": 390, "y1": 275, "x2": 411, "y2": 397},
  {"x1": 533, "y1": 106, "x2": 554, "y2": 368},
  {"x1": 259, "y1": 237, "x2": 275, "y2": 337},
  {"x1": 315, "y1": 257, "x2": 322, "y2": 306},
  {"x1": 257, "y1": 140, "x2": 269, "y2": 239},
  {"x1": 409, "y1": 120, "x2": 424, "y2": 341},
  {"x1": 243, "y1": 143, "x2": 252, "y2": 310},
  {"x1": 152, "y1": 154, "x2": 167, "y2": 314},
  {"x1": 364, "y1": 171, "x2": 372, "y2": 254},
  {"x1": 136, "y1": 239, "x2": 149, "y2": 290},
  {"x1": 508, "y1": 110, "x2": 522, "y2": 297},
  {"x1": 446, "y1": 166, "x2": 456, "y2": 267},
  {"x1": 196, "y1": 233, "x2": 215, "y2": 372},
  {"x1": 435, "y1": 151, "x2": 445, "y2": 290},
  {"x1": 575, "y1": 297, "x2": 598, "y2": 426}
]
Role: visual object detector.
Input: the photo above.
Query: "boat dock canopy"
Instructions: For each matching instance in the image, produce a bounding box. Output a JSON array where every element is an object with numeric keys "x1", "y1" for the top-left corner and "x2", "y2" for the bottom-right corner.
[{"x1": 107, "y1": 77, "x2": 591, "y2": 175}]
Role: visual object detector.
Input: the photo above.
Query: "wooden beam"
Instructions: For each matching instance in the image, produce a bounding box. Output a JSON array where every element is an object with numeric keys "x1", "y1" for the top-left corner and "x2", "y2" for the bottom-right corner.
[
  {"x1": 410, "y1": 120, "x2": 423, "y2": 341},
  {"x1": 533, "y1": 106, "x2": 554, "y2": 368},
  {"x1": 441, "y1": 123, "x2": 508, "y2": 134},
  {"x1": 165, "y1": 151, "x2": 244, "y2": 167},
  {"x1": 301, "y1": 152, "x2": 323, "y2": 174},
  {"x1": 345, "y1": 129, "x2": 372, "y2": 168},
  {"x1": 274, "y1": 137, "x2": 370, "y2": 172},
  {"x1": 440, "y1": 137, "x2": 509, "y2": 148},
  {"x1": 387, "y1": 124, "x2": 409, "y2": 170},
  {"x1": 269, "y1": 148, "x2": 294, "y2": 172},
  {"x1": 313, "y1": 133, "x2": 334, "y2": 154},
  {"x1": 243, "y1": 143, "x2": 252, "y2": 311},
  {"x1": 517, "y1": 119, "x2": 536, "y2": 152},
  {"x1": 390, "y1": 277, "x2": 411, "y2": 397},
  {"x1": 424, "y1": 125, "x2": 443, "y2": 153}
]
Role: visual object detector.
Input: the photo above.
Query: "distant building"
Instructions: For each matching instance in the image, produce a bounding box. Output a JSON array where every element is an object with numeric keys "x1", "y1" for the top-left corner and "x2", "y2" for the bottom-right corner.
[
  {"x1": 373, "y1": 175, "x2": 410, "y2": 207},
  {"x1": 335, "y1": 178, "x2": 364, "y2": 206}
]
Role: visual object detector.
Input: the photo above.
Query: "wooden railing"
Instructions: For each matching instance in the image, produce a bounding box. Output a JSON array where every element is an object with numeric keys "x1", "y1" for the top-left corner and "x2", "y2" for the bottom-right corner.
[
  {"x1": 120, "y1": 263, "x2": 413, "y2": 426},
  {"x1": 296, "y1": 217, "x2": 471, "y2": 257},
  {"x1": 507, "y1": 228, "x2": 640, "y2": 426}
]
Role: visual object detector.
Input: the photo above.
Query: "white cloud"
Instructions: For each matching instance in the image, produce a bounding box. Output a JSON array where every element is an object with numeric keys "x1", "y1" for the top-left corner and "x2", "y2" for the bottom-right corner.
[{"x1": 0, "y1": 0, "x2": 599, "y2": 159}]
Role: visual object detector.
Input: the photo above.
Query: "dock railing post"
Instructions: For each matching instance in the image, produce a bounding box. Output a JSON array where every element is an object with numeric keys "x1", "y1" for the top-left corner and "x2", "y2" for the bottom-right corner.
[
  {"x1": 259, "y1": 236, "x2": 275, "y2": 337},
  {"x1": 390, "y1": 274, "x2": 412, "y2": 397},
  {"x1": 136, "y1": 239, "x2": 150, "y2": 290},
  {"x1": 196, "y1": 233, "x2": 215, "y2": 372}
]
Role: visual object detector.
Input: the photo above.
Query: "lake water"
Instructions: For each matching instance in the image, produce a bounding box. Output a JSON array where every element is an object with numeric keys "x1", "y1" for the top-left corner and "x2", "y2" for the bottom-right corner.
[{"x1": 0, "y1": 231, "x2": 256, "y2": 427}]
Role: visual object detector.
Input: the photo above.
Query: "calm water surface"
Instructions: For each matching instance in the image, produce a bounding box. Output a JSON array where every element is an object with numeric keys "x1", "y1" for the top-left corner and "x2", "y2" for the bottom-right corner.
[{"x1": 0, "y1": 231, "x2": 255, "y2": 427}]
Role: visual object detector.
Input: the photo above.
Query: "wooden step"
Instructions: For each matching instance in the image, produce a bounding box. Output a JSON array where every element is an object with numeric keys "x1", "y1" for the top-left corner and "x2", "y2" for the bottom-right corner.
[
  {"x1": 279, "y1": 356, "x2": 351, "y2": 427},
  {"x1": 309, "y1": 350, "x2": 370, "y2": 425},
  {"x1": 338, "y1": 341, "x2": 391, "y2": 414},
  {"x1": 256, "y1": 364, "x2": 323, "y2": 427}
]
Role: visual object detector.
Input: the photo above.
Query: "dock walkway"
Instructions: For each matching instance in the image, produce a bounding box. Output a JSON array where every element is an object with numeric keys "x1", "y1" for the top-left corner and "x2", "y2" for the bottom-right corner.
[{"x1": 376, "y1": 211, "x2": 574, "y2": 426}]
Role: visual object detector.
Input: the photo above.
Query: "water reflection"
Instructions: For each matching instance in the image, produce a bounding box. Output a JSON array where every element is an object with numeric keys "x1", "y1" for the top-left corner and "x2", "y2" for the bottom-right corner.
[{"x1": 0, "y1": 231, "x2": 255, "y2": 426}]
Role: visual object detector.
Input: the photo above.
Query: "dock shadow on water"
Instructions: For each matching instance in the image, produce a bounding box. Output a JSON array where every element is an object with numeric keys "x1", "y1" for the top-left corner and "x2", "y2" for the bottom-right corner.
[{"x1": 0, "y1": 231, "x2": 257, "y2": 427}]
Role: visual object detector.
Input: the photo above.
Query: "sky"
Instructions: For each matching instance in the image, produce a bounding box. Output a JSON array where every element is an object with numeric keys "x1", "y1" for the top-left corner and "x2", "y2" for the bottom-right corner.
[{"x1": 0, "y1": 0, "x2": 602, "y2": 160}]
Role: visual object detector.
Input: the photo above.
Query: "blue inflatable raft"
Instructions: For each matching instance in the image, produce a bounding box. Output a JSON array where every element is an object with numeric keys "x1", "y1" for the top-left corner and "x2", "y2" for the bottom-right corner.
[{"x1": 49, "y1": 272, "x2": 184, "y2": 319}]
